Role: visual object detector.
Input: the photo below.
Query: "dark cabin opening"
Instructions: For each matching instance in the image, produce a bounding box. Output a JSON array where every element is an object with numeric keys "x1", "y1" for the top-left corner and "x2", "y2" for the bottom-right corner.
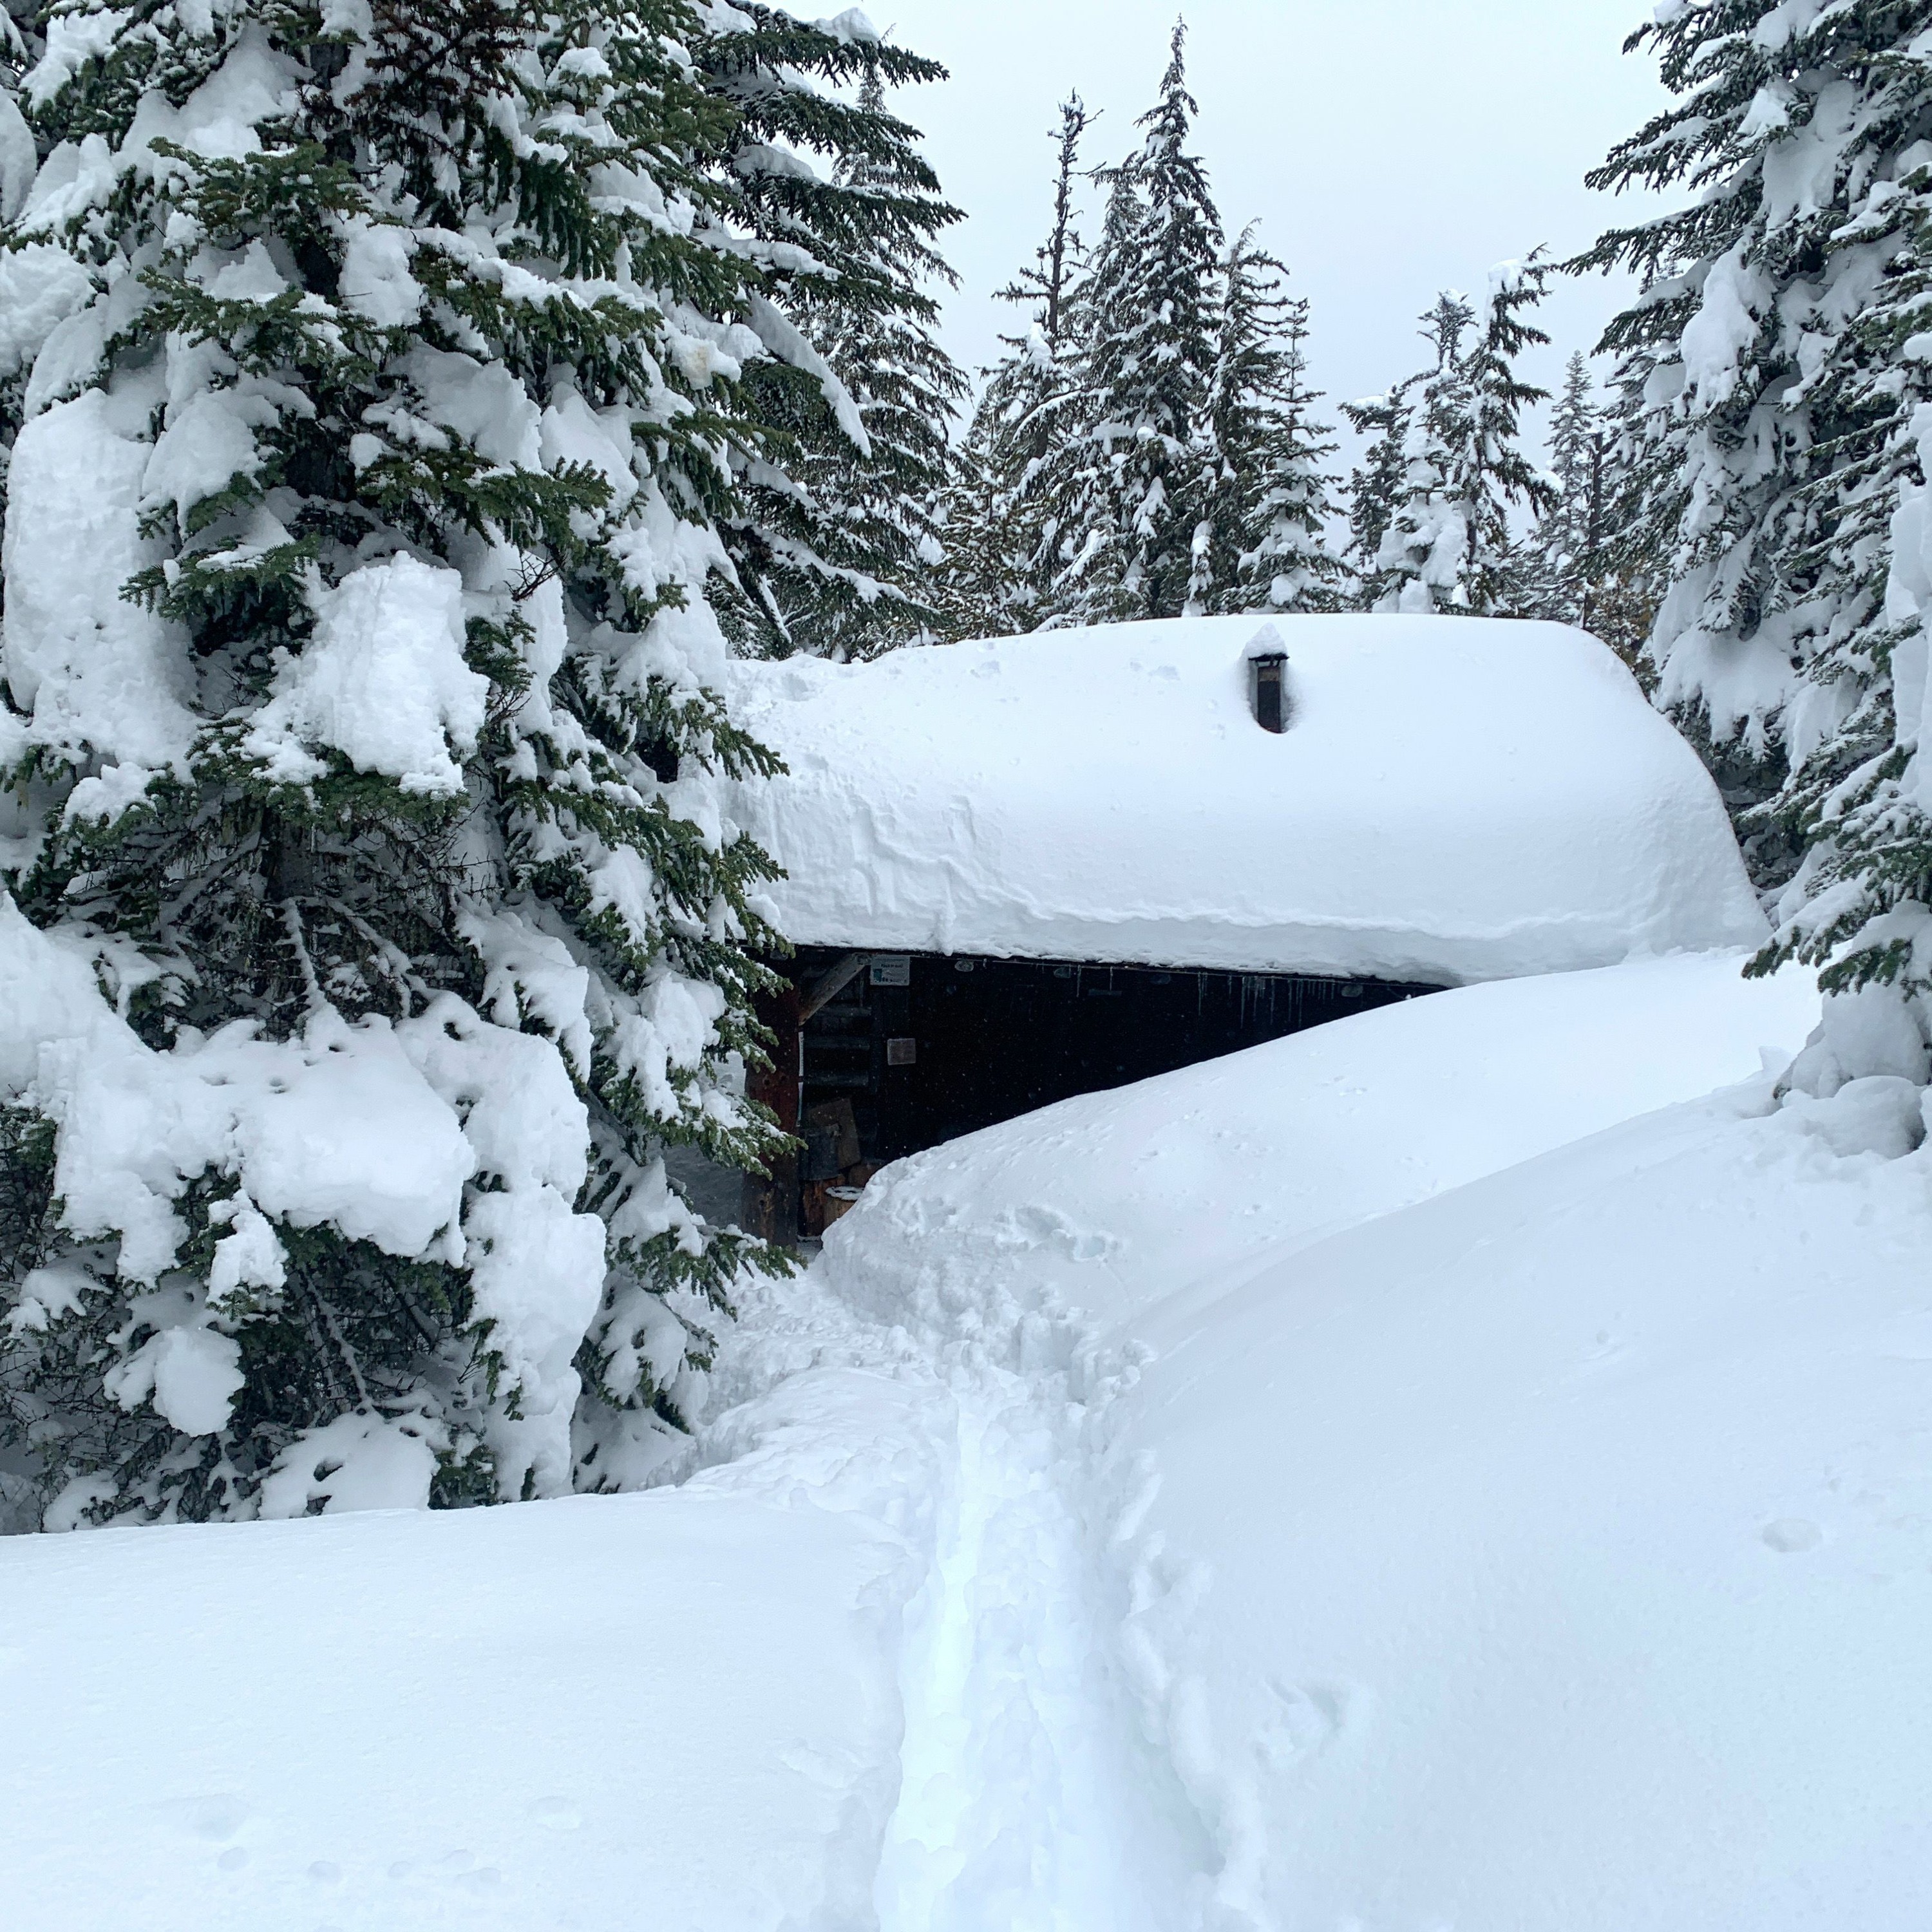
[{"x1": 747, "y1": 949, "x2": 1439, "y2": 1240}]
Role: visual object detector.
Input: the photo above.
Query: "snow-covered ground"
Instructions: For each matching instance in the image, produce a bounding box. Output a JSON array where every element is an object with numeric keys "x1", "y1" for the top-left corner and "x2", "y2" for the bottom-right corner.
[{"x1": 16, "y1": 950, "x2": 1932, "y2": 1931}]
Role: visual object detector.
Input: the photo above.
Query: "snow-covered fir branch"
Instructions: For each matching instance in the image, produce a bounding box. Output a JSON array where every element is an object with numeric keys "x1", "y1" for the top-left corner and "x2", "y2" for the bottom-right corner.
[
  {"x1": 0, "y1": 0, "x2": 949, "y2": 1528},
  {"x1": 1578, "y1": 0, "x2": 1932, "y2": 1086}
]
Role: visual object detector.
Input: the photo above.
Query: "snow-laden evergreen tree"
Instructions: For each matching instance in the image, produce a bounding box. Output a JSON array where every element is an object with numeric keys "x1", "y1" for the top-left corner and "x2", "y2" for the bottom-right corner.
[
  {"x1": 1341, "y1": 384, "x2": 1414, "y2": 598},
  {"x1": 1530, "y1": 353, "x2": 1611, "y2": 629},
  {"x1": 1366, "y1": 295, "x2": 1476, "y2": 612},
  {"x1": 1457, "y1": 255, "x2": 1558, "y2": 611},
  {"x1": 1578, "y1": 0, "x2": 1932, "y2": 853},
  {"x1": 0, "y1": 4, "x2": 89, "y2": 464},
  {"x1": 1038, "y1": 23, "x2": 1224, "y2": 625},
  {"x1": 942, "y1": 327, "x2": 1061, "y2": 639},
  {"x1": 1580, "y1": 0, "x2": 1932, "y2": 1088},
  {"x1": 0, "y1": 0, "x2": 842, "y2": 1528},
  {"x1": 1520, "y1": 352, "x2": 1662, "y2": 669},
  {"x1": 997, "y1": 91, "x2": 1094, "y2": 359},
  {"x1": 1588, "y1": 352, "x2": 1674, "y2": 675},
  {"x1": 1368, "y1": 263, "x2": 1553, "y2": 615},
  {"x1": 939, "y1": 93, "x2": 1095, "y2": 639},
  {"x1": 694, "y1": 10, "x2": 962, "y2": 658},
  {"x1": 1027, "y1": 162, "x2": 1143, "y2": 622},
  {"x1": 815, "y1": 69, "x2": 968, "y2": 655},
  {"x1": 1195, "y1": 231, "x2": 1344, "y2": 614}
]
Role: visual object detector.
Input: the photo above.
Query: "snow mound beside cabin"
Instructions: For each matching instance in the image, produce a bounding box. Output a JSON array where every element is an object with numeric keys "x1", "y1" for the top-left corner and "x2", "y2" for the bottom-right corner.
[
  {"x1": 721, "y1": 614, "x2": 1766, "y2": 983},
  {"x1": 823, "y1": 951, "x2": 1821, "y2": 1335},
  {"x1": 1094, "y1": 1083, "x2": 1932, "y2": 1932},
  {"x1": 812, "y1": 956, "x2": 1932, "y2": 1930}
]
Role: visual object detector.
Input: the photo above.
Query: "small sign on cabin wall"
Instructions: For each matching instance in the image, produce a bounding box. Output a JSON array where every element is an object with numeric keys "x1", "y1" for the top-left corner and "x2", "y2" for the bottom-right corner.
[
  {"x1": 886, "y1": 1037, "x2": 918, "y2": 1066},
  {"x1": 870, "y1": 955, "x2": 912, "y2": 987}
]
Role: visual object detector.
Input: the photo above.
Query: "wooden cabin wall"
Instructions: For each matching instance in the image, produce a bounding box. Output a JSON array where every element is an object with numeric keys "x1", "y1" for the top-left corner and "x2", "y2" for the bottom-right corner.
[
  {"x1": 755, "y1": 952, "x2": 1438, "y2": 1238},
  {"x1": 741, "y1": 983, "x2": 802, "y2": 1242}
]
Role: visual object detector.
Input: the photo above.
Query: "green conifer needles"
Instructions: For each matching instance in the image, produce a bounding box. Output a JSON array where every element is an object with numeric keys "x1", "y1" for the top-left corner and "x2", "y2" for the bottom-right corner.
[{"x1": 0, "y1": 0, "x2": 949, "y2": 1527}]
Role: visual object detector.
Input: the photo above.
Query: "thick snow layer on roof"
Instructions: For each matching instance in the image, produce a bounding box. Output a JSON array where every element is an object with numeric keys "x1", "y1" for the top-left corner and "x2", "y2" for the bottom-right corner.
[{"x1": 721, "y1": 614, "x2": 1766, "y2": 981}]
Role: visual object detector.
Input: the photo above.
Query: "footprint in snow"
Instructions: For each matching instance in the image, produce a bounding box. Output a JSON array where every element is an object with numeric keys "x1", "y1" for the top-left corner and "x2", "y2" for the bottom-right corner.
[
  {"x1": 156, "y1": 1792, "x2": 248, "y2": 1843},
  {"x1": 1762, "y1": 1517, "x2": 1824, "y2": 1554},
  {"x1": 1256, "y1": 1678, "x2": 1364, "y2": 1770}
]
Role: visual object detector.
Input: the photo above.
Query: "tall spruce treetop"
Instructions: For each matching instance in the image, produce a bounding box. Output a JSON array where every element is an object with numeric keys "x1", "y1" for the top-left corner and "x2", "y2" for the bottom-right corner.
[
  {"x1": 0, "y1": 0, "x2": 858, "y2": 1528},
  {"x1": 1455, "y1": 254, "x2": 1556, "y2": 611},
  {"x1": 694, "y1": 10, "x2": 963, "y2": 658},
  {"x1": 766, "y1": 69, "x2": 967, "y2": 658},
  {"x1": 996, "y1": 92, "x2": 1094, "y2": 355},
  {"x1": 1341, "y1": 384, "x2": 1414, "y2": 596},
  {"x1": 1032, "y1": 161, "x2": 1143, "y2": 623},
  {"x1": 1215, "y1": 234, "x2": 1345, "y2": 614},
  {"x1": 1185, "y1": 229, "x2": 1344, "y2": 614},
  {"x1": 943, "y1": 95, "x2": 1095, "y2": 638},
  {"x1": 1369, "y1": 261, "x2": 1553, "y2": 616},
  {"x1": 1525, "y1": 350, "x2": 1659, "y2": 663},
  {"x1": 1531, "y1": 353, "x2": 1612, "y2": 630},
  {"x1": 1368, "y1": 294, "x2": 1477, "y2": 612},
  {"x1": 1041, "y1": 21, "x2": 1224, "y2": 625},
  {"x1": 1581, "y1": 1, "x2": 1932, "y2": 1090}
]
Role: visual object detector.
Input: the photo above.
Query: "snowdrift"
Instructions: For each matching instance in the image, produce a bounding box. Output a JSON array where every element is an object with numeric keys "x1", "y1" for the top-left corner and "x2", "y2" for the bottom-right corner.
[
  {"x1": 825, "y1": 951, "x2": 1821, "y2": 1332},
  {"x1": 3, "y1": 1409, "x2": 938, "y2": 1932},
  {"x1": 721, "y1": 614, "x2": 1768, "y2": 982},
  {"x1": 815, "y1": 953, "x2": 1932, "y2": 1931},
  {"x1": 10, "y1": 950, "x2": 1886, "y2": 1932},
  {"x1": 1104, "y1": 1070, "x2": 1932, "y2": 1932}
]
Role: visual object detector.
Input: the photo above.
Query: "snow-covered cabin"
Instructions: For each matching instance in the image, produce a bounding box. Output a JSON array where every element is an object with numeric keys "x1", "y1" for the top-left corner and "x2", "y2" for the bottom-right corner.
[{"x1": 719, "y1": 614, "x2": 1765, "y2": 1236}]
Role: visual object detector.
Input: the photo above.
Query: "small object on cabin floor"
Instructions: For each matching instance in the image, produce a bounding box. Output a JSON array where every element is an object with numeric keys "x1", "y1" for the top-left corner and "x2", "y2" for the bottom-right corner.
[
  {"x1": 886, "y1": 1037, "x2": 917, "y2": 1066},
  {"x1": 802, "y1": 1097, "x2": 862, "y2": 1170},
  {"x1": 799, "y1": 1179, "x2": 831, "y2": 1237},
  {"x1": 800, "y1": 1124, "x2": 843, "y2": 1182}
]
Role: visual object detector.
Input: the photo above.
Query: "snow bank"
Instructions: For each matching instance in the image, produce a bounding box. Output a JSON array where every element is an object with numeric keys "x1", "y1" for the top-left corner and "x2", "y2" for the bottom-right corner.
[
  {"x1": 826, "y1": 951, "x2": 1820, "y2": 1333},
  {"x1": 806, "y1": 955, "x2": 1932, "y2": 1929},
  {"x1": 1101, "y1": 1080, "x2": 1932, "y2": 1932},
  {"x1": 24, "y1": 952, "x2": 1918, "y2": 1931},
  {"x1": 722, "y1": 614, "x2": 1766, "y2": 981},
  {"x1": 1, "y1": 1459, "x2": 928, "y2": 1932}
]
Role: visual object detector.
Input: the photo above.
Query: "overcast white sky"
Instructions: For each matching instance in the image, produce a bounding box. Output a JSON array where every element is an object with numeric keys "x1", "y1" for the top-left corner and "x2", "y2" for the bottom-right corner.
[{"x1": 872, "y1": 0, "x2": 1676, "y2": 450}]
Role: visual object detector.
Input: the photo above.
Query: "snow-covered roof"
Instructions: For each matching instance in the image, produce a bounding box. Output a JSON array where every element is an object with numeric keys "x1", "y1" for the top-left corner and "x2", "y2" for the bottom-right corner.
[{"x1": 721, "y1": 614, "x2": 1766, "y2": 984}]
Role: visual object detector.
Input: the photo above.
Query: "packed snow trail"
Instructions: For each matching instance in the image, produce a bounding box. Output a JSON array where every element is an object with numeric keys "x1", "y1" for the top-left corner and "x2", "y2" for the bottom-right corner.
[
  {"x1": 873, "y1": 1371, "x2": 1202, "y2": 1932},
  {"x1": 697, "y1": 1249, "x2": 1226, "y2": 1932}
]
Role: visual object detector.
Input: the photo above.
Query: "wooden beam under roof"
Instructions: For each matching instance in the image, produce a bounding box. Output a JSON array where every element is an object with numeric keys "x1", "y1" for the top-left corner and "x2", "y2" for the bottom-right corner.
[{"x1": 799, "y1": 952, "x2": 870, "y2": 1023}]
